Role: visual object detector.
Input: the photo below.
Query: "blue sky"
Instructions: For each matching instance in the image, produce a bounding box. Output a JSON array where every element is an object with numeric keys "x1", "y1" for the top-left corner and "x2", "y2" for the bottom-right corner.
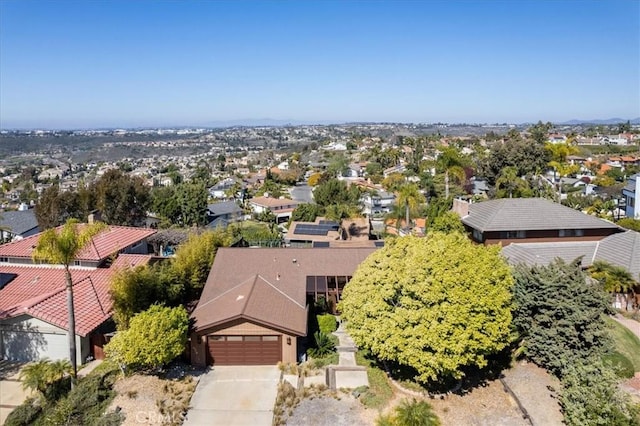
[{"x1": 1, "y1": 0, "x2": 638, "y2": 129}]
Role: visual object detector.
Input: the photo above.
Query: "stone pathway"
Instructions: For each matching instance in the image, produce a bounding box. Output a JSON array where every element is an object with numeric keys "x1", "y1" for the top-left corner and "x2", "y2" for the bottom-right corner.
[{"x1": 329, "y1": 319, "x2": 368, "y2": 389}]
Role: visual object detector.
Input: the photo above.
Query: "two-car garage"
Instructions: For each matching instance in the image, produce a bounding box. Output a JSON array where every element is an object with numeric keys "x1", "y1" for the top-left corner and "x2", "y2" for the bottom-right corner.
[{"x1": 207, "y1": 335, "x2": 282, "y2": 365}]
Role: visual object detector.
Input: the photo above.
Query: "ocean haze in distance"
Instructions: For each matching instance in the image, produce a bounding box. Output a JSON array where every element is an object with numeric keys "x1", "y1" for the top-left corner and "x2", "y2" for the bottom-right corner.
[{"x1": 0, "y1": 1, "x2": 638, "y2": 129}]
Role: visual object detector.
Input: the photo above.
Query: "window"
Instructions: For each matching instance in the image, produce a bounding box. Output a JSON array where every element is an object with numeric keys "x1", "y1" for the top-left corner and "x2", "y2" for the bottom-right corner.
[
  {"x1": 262, "y1": 336, "x2": 278, "y2": 341},
  {"x1": 0, "y1": 257, "x2": 8, "y2": 263},
  {"x1": 472, "y1": 229, "x2": 484, "y2": 242},
  {"x1": 559, "y1": 229, "x2": 584, "y2": 237},
  {"x1": 500, "y1": 231, "x2": 526, "y2": 239},
  {"x1": 244, "y1": 336, "x2": 261, "y2": 342},
  {"x1": 226, "y1": 336, "x2": 242, "y2": 341}
]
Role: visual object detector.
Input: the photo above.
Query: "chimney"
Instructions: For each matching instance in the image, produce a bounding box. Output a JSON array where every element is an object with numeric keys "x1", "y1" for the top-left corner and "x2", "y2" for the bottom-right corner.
[
  {"x1": 452, "y1": 198, "x2": 470, "y2": 218},
  {"x1": 88, "y1": 213, "x2": 95, "y2": 224}
]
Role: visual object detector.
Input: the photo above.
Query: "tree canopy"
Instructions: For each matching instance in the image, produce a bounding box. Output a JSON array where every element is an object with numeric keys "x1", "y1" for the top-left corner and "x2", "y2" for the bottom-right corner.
[
  {"x1": 512, "y1": 259, "x2": 612, "y2": 376},
  {"x1": 105, "y1": 305, "x2": 188, "y2": 371},
  {"x1": 340, "y1": 234, "x2": 513, "y2": 382}
]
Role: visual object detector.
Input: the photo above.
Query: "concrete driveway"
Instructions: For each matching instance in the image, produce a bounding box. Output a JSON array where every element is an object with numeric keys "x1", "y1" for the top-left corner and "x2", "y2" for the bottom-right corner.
[
  {"x1": 0, "y1": 361, "x2": 31, "y2": 425},
  {"x1": 184, "y1": 366, "x2": 281, "y2": 426}
]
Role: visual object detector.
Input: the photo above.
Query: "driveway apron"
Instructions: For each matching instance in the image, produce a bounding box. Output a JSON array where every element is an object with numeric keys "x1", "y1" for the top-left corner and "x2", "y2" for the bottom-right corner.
[{"x1": 184, "y1": 366, "x2": 280, "y2": 426}]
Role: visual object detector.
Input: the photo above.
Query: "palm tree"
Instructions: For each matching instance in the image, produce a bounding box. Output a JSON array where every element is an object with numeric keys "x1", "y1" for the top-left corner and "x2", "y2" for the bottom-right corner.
[
  {"x1": 396, "y1": 183, "x2": 425, "y2": 232},
  {"x1": 32, "y1": 219, "x2": 106, "y2": 381},
  {"x1": 20, "y1": 358, "x2": 72, "y2": 402},
  {"x1": 589, "y1": 260, "x2": 637, "y2": 311},
  {"x1": 496, "y1": 166, "x2": 530, "y2": 198},
  {"x1": 436, "y1": 147, "x2": 467, "y2": 199}
]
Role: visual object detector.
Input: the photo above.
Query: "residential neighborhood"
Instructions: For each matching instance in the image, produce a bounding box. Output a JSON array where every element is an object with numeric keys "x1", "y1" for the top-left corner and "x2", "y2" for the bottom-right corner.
[{"x1": 1, "y1": 121, "x2": 640, "y2": 425}]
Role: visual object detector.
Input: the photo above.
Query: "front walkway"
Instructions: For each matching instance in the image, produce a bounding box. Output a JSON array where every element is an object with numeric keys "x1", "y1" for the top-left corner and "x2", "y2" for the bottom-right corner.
[
  {"x1": 612, "y1": 314, "x2": 640, "y2": 340},
  {"x1": 184, "y1": 366, "x2": 280, "y2": 426},
  {"x1": 330, "y1": 319, "x2": 368, "y2": 389},
  {"x1": 0, "y1": 361, "x2": 30, "y2": 425}
]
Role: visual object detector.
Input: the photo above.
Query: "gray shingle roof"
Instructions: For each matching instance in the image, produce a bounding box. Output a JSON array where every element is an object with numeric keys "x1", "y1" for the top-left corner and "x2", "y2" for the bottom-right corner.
[
  {"x1": 0, "y1": 210, "x2": 39, "y2": 236},
  {"x1": 502, "y1": 230, "x2": 640, "y2": 279},
  {"x1": 207, "y1": 200, "x2": 242, "y2": 217},
  {"x1": 596, "y1": 230, "x2": 640, "y2": 279},
  {"x1": 502, "y1": 241, "x2": 597, "y2": 268},
  {"x1": 462, "y1": 198, "x2": 619, "y2": 232}
]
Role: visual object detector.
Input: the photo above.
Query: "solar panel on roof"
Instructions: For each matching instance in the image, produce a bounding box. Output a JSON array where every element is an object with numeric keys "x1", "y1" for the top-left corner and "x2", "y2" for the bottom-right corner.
[
  {"x1": 313, "y1": 241, "x2": 330, "y2": 248},
  {"x1": 0, "y1": 273, "x2": 17, "y2": 290}
]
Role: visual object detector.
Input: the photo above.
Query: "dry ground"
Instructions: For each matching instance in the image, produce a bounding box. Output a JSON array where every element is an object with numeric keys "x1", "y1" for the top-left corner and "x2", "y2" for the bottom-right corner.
[{"x1": 106, "y1": 367, "x2": 201, "y2": 425}]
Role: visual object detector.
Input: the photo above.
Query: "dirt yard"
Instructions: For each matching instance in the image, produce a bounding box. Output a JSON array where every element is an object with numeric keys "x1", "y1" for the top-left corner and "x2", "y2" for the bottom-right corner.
[{"x1": 106, "y1": 365, "x2": 202, "y2": 425}]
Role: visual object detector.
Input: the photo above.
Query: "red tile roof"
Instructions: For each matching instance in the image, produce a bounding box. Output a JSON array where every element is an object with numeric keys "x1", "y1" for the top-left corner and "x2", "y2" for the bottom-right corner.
[
  {"x1": 0, "y1": 225, "x2": 155, "y2": 261},
  {"x1": 0, "y1": 254, "x2": 151, "y2": 336}
]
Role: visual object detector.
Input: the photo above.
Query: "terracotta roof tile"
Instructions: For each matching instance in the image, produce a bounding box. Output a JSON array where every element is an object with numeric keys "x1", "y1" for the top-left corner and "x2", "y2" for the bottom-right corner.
[
  {"x1": 0, "y1": 225, "x2": 155, "y2": 262},
  {"x1": 0, "y1": 254, "x2": 152, "y2": 336}
]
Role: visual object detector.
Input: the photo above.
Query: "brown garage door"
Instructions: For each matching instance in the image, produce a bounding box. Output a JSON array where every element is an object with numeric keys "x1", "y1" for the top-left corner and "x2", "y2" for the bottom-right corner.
[{"x1": 207, "y1": 335, "x2": 281, "y2": 365}]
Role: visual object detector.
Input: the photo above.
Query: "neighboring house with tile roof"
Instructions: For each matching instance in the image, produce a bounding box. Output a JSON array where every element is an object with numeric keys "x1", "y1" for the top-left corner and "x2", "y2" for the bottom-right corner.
[
  {"x1": 457, "y1": 198, "x2": 622, "y2": 246},
  {"x1": 248, "y1": 196, "x2": 299, "y2": 223},
  {"x1": 0, "y1": 225, "x2": 156, "y2": 362},
  {"x1": 622, "y1": 173, "x2": 640, "y2": 220},
  {"x1": 0, "y1": 209, "x2": 40, "y2": 242},
  {"x1": 0, "y1": 225, "x2": 155, "y2": 267},
  {"x1": 190, "y1": 247, "x2": 376, "y2": 366}
]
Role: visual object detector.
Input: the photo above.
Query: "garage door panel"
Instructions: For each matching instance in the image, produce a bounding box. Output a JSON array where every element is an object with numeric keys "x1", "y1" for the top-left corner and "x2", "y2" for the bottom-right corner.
[{"x1": 207, "y1": 335, "x2": 281, "y2": 365}]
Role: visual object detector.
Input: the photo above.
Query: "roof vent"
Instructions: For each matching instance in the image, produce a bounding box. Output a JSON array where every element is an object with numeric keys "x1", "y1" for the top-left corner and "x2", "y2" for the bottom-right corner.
[{"x1": 236, "y1": 295, "x2": 244, "y2": 301}]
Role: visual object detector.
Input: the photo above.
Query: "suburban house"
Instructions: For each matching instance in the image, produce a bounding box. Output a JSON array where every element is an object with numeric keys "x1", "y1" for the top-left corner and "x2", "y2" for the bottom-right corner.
[
  {"x1": 361, "y1": 190, "x2": 396, "y2": 217},
  {"x1": 206, "y1": 200, "x2": 243, "y2": 230},
  {"x1": 285, "y1": 218, "x2": 376, "y2": 248},
  {"x1": 0, "y1": 207, "x2": 39, "y2": 242},
  {"x1": 248, "y1": 196, "x2": 300, "y2": 223},
  {"x1": 0, "y1": 225, "x2": 156, "y2": 362},
  {"x1": 208, "y1": 177, "x2": 244, "y2": 199},
  {"x1": 189, "y1": 247, "x2": 376, "y2": 366},
  {"x1": 623, "y1": 173, "x2": 640, "y2": 219},
  {"x1": 455, "y1": 198, "x2": 623, "y2": 246},
  {"x1": 502, "y1": 230, "x2": 640, "y2": 308}
]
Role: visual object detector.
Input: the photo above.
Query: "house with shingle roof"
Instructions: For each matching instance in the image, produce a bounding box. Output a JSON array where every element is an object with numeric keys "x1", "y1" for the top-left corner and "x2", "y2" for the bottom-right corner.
[
  {"x1": 0, "y1": 208, "x2": 39, "y2": 242},
  {"x1": 502, "y1": 230, "x2": 640, "y2": 308},
  {"x1": 190, "y1": 247, "x2": 376, "y2": 366},
  {"x1": 457, "y1": 198, "x2": 623, "y2": 246},
  {"x1": 0, "y1": 225, "x2": 156, "y2": 362}
]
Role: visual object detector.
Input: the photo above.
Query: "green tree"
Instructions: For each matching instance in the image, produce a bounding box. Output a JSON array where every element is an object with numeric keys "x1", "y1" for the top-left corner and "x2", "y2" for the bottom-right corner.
[
  {"x1": 313, "y1": 179, "x2": 360, "y2": 208},
  {"x1": 528, "y1": 121, "x2": 553, "y2": 144},
  {"x1": 429, "y1": 211, "x2": 465, "y2": 234},
  {"x1": 290, "y1": 203, "x2": 322, "y2": 222},
  {"x1": 93, "y1": 169, "x2": 150, "y2": 226},
  {"x1": 168, "y1": 230, "x2": 231, "y2": 301},
  {"x1": 177, "y1": 181, "x2": 208, "y2": 227},
  {"x1": 435, "y1": 147, "x2": 467, "y2": 198},
  {"x1": 340, "y1": 234, "x2": 513, "y2": 383},
  {"x1": 480, "y1": 139, "x2": 550, "y2": 186},
  {"x1": 512, "y1": 259, "x2": 612, "y2": 376},
  {"x1": 396, "y1": 183, "x2": 425, "y2": 231},
  {"x1": 109, "y1": 265, "x2": 181, "y2": 329},
  {"x1": 589, "y1": 260, "x2": 638, "y2": 311},
  {"x1": 617, "y1": 218, "x2": 640, "y2": 232},
  {"x1": 495, "y1": 166, "x2": 531, "y2": 199},
  {"x1": 32, "y1": 219, "x2": 106, "y2": 379},
  {"x1": 105, "y1": 305, "x2": 188, "y2": 371}
]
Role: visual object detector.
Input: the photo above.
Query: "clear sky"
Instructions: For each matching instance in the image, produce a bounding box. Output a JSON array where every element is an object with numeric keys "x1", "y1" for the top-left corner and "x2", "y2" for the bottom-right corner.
[{"x1": 1, "y1": 0, "x2": 638, "y2": 129}]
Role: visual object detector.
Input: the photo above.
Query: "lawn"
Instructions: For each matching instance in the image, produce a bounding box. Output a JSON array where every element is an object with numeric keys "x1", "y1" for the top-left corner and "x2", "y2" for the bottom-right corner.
[
  {"x1": 355, "y1": 350, "x2": 394, "y2": 410},
  {"x1": 606, "y1": 317, "x2": 640, "y2": 372}
]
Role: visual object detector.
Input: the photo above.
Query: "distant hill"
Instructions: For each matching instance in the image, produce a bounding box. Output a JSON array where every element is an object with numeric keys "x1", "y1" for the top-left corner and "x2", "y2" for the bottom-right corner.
[{"x1": 559, "y1": 118, "x2": 640, "y2": 125}]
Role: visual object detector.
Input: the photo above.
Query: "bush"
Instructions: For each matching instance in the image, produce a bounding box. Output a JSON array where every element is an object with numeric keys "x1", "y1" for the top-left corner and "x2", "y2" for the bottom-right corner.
[
  {"x1": 105, "y1": 304, "x2": 189, "y2": 371},
  {"x1": 376, "y1": 398, "x2": 440, "y2": 426},
  {"x1": 3, "y1": 398, "x2": 42, "y2": 426},
  {"x1": 560, "y1": 359, "x2": 639, "y2": 426},
  {"x1": 317, "y1": 314, "x2": 338, "y2": 335},
  {"x1": 307, "y1": 331, "x2": 336, "y2": 358},
  {"x1": 602, "y1": 351, "x2": 636, "y2": 379}
]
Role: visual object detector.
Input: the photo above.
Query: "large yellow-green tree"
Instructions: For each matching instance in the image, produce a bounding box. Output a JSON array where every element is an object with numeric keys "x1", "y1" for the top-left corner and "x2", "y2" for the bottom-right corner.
[
  {"x1": 339, "y1": 234, "x2": 513, "y2": 383},
  {"x1": 32, "y1": 219, "x2": 106, "y2": 379}
]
